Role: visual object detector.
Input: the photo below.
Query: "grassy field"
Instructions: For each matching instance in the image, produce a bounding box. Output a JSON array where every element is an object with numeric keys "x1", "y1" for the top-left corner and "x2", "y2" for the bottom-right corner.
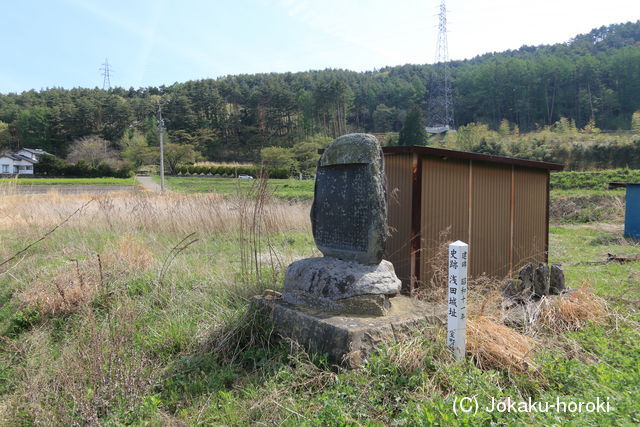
[
  {"x1": 158, "y1": 176, "x2": 315, "y2": 200},
  {"x1": 0, "y1": 177, "x2": 137, "y2": 186},
  {"x1": 162, "y1": 169, "x2": 638, "y2": 202},
  {"x1": 0, "y1": 188, "x2": 638, "y2": 424},
  {"x1": 1, "y1": 169, "x2": 635, "y2": 192}
]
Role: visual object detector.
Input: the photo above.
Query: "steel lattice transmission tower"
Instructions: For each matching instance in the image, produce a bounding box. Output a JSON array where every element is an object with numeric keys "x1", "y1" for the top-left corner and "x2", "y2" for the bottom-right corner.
[
  {"x1": 100, "y1": 58, "x2": 112, "y2": 89},
  {"x1": 427, "y1": 0, "x2": 454, "y2": 131}
]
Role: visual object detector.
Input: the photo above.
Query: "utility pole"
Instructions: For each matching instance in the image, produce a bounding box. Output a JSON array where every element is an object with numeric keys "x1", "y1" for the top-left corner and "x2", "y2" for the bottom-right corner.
[{"x1": 157, "y1": 99, "x2": 165, "y2": 192}]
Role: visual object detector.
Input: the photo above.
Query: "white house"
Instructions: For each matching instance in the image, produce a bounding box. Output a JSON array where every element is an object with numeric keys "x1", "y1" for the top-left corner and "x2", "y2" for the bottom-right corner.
[
  {"x1": 17, "y1": 148, "x2": 48, "y2": 161},
  {"x1": 0, "y1": 148, "x2": 49, "y2": 175}
]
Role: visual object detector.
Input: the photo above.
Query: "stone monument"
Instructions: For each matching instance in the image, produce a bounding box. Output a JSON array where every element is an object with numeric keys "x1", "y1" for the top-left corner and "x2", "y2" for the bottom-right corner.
[
  {"x1": 254, "y1": 134, "x2": 445, "y2": 366},
  {"x1": 282, "y1": 133, "x2": 401, "y2": 316},
  {"x1": 311, "y1": 133, "x2": 387, "y2": 265}
]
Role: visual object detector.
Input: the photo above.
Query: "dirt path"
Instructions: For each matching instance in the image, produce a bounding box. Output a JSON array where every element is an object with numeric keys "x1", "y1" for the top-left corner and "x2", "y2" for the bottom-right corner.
[{"x1": 136, "y1": 176, "x2": 168, "y2": 193}]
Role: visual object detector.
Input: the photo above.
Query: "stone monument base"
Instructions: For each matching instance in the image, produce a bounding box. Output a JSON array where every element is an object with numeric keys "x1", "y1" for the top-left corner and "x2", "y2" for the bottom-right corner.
[
  {"x1": 282, "y1": 257, "x2": 402, "y2": 316},
  {"x1": 253, "y1": 294, "x2": 446, "y2": 367}
]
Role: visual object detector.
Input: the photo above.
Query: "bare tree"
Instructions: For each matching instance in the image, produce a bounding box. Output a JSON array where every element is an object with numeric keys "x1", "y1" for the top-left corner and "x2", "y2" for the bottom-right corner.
[{"x1": 66, "y1": 136, "x2": 120, "y2": 168}]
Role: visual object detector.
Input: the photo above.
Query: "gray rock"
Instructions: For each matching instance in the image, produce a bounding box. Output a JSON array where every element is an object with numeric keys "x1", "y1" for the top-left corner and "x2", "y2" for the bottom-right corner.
[
  {"x1": 533, "y1": 263, "x2": 550, "y2": 297},
  {"x1": 502, "y1": 299, "x2": 542, "y2": 329},
  {"x1": 517, "y1": 263, "x2": 534, "y2": 296},
  {"x1": 503, "y1": 303, "x2": 527, "y2": 328},
  {"x1": 310, "y1": 133, "x2": 387, "y2": 265},
  {"x1": 502, "y1": 278, "x2": 525, "y2": 299},
  {"x1": 282, "y1": 257, "x2": 401, "y2": 315},
  {"x1": 549, "y1": 264, "x2": 566, "y2": 295}
]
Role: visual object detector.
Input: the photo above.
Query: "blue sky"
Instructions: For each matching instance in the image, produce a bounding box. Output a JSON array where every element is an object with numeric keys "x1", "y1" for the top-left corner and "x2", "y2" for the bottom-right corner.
[{"x1": 1, "y1": 0, "x2": 639, "y2": 93}]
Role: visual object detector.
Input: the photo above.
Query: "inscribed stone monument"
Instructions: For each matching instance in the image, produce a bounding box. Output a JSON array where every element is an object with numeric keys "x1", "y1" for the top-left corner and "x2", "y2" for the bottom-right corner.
[{"x1": 310, "y1": 133, "x2": 388, "y2": 265}]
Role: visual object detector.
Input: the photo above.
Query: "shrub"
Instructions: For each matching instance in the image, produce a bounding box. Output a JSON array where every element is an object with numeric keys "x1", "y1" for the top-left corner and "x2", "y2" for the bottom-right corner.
[
  {"x1": 268, "y1": 167, "x2": 289, "y2": 179},
  {"x1": 35, "y1": 155, "x2": 133, "y2": 178}
]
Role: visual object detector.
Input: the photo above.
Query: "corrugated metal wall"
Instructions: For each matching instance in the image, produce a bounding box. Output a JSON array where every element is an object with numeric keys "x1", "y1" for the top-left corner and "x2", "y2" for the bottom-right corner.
[
  {"x1": 420, "y1": 157, "x2": 470, "y2": 284},
  {"x1": 513, "y1": 168, "x2": 549, "y2": 270},
  {"x1": 470, "y1": 163, "x2": 512, "y2": 278},
  {"x1": 384, "y1": 154, "x2": 413, "y2": 283},
  {"x1": 384, "y1": 153, "x2": 550, "y2": 287}
]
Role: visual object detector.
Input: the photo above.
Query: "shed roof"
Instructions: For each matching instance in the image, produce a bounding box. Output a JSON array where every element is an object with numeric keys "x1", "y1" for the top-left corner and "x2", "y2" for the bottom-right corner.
[{"x1": 383, "y1": 146, "x2": 564, "y2": 171}]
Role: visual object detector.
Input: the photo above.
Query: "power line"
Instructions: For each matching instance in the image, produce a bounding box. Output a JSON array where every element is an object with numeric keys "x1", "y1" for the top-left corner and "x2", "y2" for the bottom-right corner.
[
  {"x1": 427, "y1": 0, "x2": 454, "y2": 131},
  {"x1": 99, "y1": 58, "x2": 112, "y2": 90}
]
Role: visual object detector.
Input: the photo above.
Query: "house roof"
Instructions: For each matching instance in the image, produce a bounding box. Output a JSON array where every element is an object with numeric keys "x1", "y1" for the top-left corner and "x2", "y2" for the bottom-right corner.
[
  {"x1": 19, "y1": 148, "x2": 50, "y2": 155},
  {"x1": 0, "y1": 153, "x2": 37, "y2": 163},
  {"x1": 383, "y1": 146, "x2": 564, "y2": 171}
]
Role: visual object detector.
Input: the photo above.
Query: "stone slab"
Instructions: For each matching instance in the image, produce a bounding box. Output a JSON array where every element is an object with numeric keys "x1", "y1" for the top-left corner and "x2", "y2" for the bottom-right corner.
[
  {"x1": 253, "y1": 295, "x2": 446, "y2": 367},
  {"x1": 283, "y1": 257, "x2": 401, "y2": 298},
  {"x1": 549, "y1": 264, "x2": 566, "y2": 295}
]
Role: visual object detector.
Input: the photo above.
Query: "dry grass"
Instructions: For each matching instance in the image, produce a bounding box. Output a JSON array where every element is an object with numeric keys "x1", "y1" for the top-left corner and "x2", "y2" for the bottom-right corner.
[
  {"x1": 550, "y1": 193, "x2": 625, "y2": 223},
  {"x1": 18, "y1": 304, "x2": 157, "y2": 425},
  {"x1": 414, "y1": 229, "x2": 453, "y2": 302},
  {"x1": 17, "y1": 234, "x2": 157, "y2": 317},
  {"x1": 467, "y1": 316, "x2": 536, "y2": 374},
  {"x1": 378, "y1": 336, "x2": 429, "y2": 373},
  {"x1": 19, "y1": 259, "x2": 102, "y2": 317},
  {"x1": 534, "y1": 285, "x2": 608, "y2": 332},
  {"x1": 0, "y1": 189, "x2": 310, "y2": 236},
  {"x1": 103, "y1": 233, "x2": 155, "y2": 272}
]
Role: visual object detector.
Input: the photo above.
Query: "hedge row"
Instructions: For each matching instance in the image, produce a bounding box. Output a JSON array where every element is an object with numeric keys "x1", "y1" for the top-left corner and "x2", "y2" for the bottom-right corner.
[
  {"x1": 174, "y1": 165, "x2": 290, "y2": 179},
  {"x1": 36, "y1": 155, "x2": 133, "y2": 178},
  {"x1": 550, "y1": 168, "x2": 640, "y2": 190}
]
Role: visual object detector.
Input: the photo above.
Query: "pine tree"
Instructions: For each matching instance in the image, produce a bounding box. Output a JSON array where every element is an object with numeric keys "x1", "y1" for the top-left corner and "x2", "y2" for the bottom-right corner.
[{"x1": 399, "y1": 107, "x2": 426, "y2": 146}]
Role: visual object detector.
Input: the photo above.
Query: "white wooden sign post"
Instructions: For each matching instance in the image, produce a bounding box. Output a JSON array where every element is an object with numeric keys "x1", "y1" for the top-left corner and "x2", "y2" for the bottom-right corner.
[{"x1": 447, "y1": 240, "x2": 468, "y2": 361}]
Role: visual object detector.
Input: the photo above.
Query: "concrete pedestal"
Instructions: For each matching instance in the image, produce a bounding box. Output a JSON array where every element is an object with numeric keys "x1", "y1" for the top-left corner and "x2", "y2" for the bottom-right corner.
[{"x1": 253, "y1": 295, "x2": 446, "y2": 367}]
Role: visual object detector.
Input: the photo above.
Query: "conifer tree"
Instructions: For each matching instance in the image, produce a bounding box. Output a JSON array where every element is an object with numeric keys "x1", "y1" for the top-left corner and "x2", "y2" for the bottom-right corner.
[{"x1": 399, "y1": 107, "x2": 426, "y2": 146}]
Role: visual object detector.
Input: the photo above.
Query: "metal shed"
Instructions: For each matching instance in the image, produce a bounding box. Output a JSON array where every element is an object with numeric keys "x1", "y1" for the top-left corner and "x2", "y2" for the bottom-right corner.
[
  {"x1": 624, "y1": 184, "x2": 640, "y2": 239},
  {"x1": 608, "y1": 182, "x2": 640, "y2": 238},
  {"x1": 382, "y1": 146, "x2": 564, "y2": 292}
]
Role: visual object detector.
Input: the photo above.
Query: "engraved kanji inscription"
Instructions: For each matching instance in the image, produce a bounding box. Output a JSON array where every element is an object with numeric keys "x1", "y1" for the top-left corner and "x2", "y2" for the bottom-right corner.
[{"x1": 314, "y1": 164, "x2": 373, "y2": 252}]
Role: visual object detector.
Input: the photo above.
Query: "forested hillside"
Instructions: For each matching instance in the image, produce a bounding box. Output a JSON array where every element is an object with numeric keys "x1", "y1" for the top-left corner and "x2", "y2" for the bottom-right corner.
[{"x1": 0, "y1": 21, "x2": 639, "y2": 163}]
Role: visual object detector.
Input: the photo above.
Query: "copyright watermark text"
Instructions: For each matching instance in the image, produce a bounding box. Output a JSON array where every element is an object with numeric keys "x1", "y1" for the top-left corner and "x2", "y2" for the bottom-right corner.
[{"x1": 453, "y1": 396, "x2": 613, "y2": 415}]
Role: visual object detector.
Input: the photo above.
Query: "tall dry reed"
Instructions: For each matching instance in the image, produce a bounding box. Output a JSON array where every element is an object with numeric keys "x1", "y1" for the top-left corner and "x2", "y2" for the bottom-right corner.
[{"x1": 0, "y1": 188, "x2": 310, "y2": 236}]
